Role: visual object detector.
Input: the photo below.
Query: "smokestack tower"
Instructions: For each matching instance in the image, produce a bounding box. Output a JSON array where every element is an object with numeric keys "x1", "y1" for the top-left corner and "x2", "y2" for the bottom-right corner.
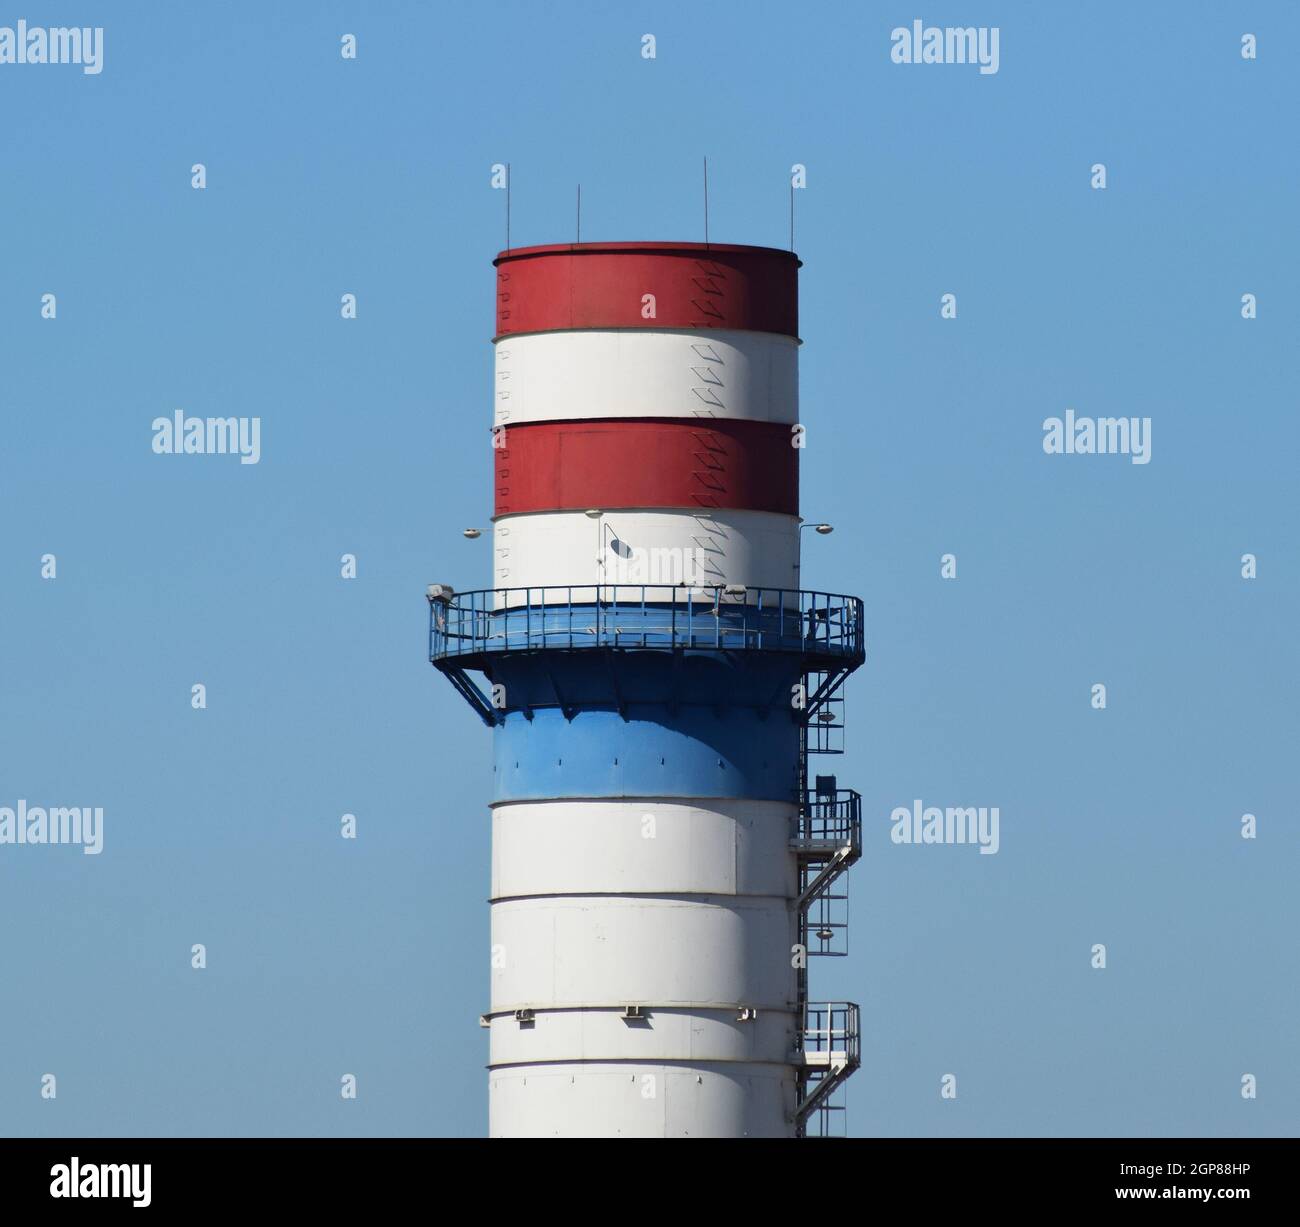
[{"x1": 430, "y1": 241, "x2": 865, "y2": 1137}]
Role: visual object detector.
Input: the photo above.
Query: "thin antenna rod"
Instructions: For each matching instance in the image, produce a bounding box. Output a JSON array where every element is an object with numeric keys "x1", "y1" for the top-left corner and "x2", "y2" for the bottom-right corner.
[
  {"x1": 506, "y1": 162, "x2": 511, "y2": 252},
  {"x1": 703, "y1": 157, "x2": 709, "y2": 246},
  {"x1": 790, "y1": 182, "x2": 794, "y2": 251},
  {"x1": 576, "y1": 184, "x2": 581, "y2": 244}
]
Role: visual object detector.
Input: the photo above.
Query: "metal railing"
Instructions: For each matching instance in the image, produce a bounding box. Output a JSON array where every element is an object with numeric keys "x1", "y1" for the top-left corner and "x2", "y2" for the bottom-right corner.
[
  {"x1": 429, "y1": 585, "x2": 865, "y2": 661},
  {"x1": 796, "y1": 1001, "x2": 862, "y2": 1137},
  {"x1": 801, "y1": 1001, "x2": 861, "y2": 1066},
  {"x1": 792, "y1": 789, "x2": 861, "y2": 851}
]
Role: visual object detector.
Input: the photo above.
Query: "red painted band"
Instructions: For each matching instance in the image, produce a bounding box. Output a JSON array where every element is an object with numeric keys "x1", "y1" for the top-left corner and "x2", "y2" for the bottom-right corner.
[
  {"x1": 494, "y1": 243, "x2": 799, "y2": 338},
  {"x1": 494, "y1": 418, "x2": 798, "y2": 516}
]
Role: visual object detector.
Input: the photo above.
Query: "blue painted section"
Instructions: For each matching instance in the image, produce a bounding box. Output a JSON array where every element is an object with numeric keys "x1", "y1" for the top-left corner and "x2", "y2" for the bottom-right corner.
[
  {"x1": 493, "y1": 705, "x2": 799, "y2": 802},
  {"x1": 436, "y1": 589, "x2": 850, "y2": 802}
]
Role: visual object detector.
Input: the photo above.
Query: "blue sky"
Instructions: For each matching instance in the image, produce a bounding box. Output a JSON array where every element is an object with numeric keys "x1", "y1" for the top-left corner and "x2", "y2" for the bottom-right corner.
[{"x1": 1, "y1": 0, "x2": 1296, "y2": 1137}]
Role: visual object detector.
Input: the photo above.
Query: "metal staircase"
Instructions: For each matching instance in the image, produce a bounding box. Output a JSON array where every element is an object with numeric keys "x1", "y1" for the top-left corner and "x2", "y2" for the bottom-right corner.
[
  {"x1": 793, "y1": 663, "x2": 863, "y2": 1136},
  {"x1": 794, "y1": 785, "x2": 860, "y2": 953},
  {"x1": 793, "y1": 1002, "x2": 861, "y2": 1138}
]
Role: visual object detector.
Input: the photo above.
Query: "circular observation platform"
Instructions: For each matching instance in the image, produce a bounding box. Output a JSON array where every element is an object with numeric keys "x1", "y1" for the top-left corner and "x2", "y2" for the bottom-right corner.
[{"x1": 428, "y1": 585, "x2": 865, "y2": 669}]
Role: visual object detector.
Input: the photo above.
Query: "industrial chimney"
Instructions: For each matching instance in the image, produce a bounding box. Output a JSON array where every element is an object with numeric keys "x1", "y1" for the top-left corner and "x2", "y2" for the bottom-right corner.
[{"x1": 430, "y1": 241, "x2": 865, "y2": 1137}]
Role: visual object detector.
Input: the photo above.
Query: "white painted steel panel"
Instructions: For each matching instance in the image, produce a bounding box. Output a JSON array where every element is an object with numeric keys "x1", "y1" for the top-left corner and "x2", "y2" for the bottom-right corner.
[
  {"x1": 493, "y1": 329, "x2": 799, "y2": 427},
  {"x1": 489, "y1": 1062, "x2": 796, "y2": 1138},
  {"x1": 492, "y1": 507, "x2": 799, "y2": 598},
  {"x1": 488, "y1": 1006, "x2": 796, "y2": 1066},
  {"x1": 490, "y1": 895, "x2": 796, "y2": 1012},
  {"x1": 491, "y1": 799, "x2": 798, "y2": 899}
]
